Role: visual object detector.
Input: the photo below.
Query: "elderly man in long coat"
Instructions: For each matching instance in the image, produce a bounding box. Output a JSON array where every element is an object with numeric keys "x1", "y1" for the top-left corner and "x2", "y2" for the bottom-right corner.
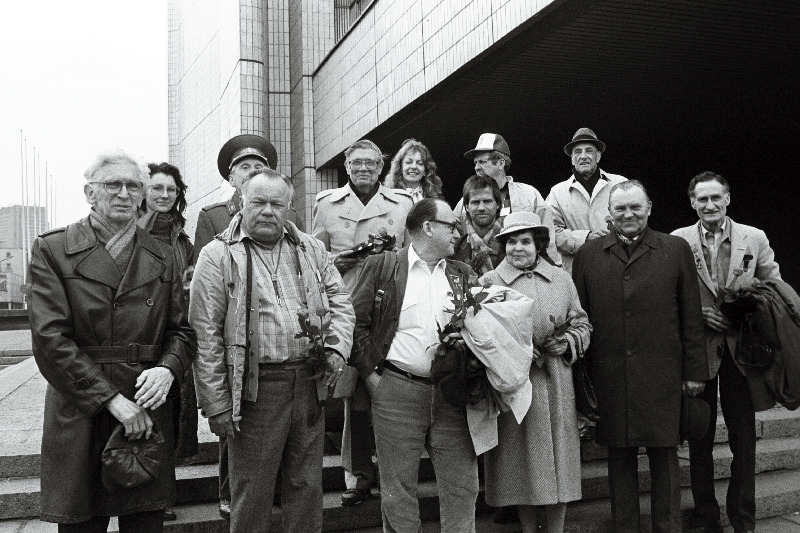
[
  {"x1": 572, "y1": 180, "x2": 707, "y2": 533},
  {"x1": 28, "y1": 149, "x2": 196, "y2": 532}
]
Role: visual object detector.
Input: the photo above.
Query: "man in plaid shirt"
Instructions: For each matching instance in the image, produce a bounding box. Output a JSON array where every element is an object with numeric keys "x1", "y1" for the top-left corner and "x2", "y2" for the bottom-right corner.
[{"x1": 190, "y1": 169, "x2": 354, "y2": 532}]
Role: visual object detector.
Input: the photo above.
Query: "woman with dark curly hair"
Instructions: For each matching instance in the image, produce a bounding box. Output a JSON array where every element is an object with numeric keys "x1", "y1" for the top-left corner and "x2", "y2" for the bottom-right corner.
[
  {"x1": 139, "y1": 162, "x2": 196, "y2": 522},
  {"x1": 384, "y1": 138, "x2": 443, "y2": 203}
]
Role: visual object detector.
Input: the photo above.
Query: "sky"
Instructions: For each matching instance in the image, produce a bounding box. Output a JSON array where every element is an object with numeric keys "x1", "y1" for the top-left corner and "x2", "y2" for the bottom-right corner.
[{"x1": 0, "y1": 1, "x2": 168, "y2": 228}]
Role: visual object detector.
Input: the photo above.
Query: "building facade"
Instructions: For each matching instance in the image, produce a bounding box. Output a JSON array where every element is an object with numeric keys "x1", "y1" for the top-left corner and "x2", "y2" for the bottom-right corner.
[{"x1": 168, "y1": 0, "x2": 799, "y2": 287}]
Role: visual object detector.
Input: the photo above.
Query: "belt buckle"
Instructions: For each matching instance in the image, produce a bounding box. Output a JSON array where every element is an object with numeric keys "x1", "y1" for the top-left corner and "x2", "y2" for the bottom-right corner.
[{"x1": 128, "y1": 343, "x2": 141, "y2": 365}]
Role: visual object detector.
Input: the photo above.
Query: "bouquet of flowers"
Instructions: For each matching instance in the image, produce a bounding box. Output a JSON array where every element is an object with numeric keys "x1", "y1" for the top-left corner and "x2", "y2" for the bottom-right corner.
[
  {"x1": 429, "y1": 276, "x2": 490, "y2": 407},
  {"x1": 296, "y1": 306, "x2": 341, "y2": 406}
]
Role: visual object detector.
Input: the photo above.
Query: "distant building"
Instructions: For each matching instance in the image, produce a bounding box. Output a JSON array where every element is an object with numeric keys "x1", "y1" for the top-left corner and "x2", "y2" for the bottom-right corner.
[
  {"x1": 0, "y1": 205, "x2": 48, "y2": 250},
  {"x1": 0, "y1": 248, "x2": 25, "y2": 309}
]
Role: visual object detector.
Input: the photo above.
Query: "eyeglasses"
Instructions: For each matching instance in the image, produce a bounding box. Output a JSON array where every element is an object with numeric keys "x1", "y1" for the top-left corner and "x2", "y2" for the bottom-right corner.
[
  {"x1": 348, "y1": 159, "x2": 380, "y2": 170},
  {"x1": 149, "y1": 184, "x2": 179, "y2": 196},
  {"x1": 90, "y1": 180, "x2": 143, "y2": 195},
  {"x1": 429, "y1": 219, "x2": 459, "y2": 233}
]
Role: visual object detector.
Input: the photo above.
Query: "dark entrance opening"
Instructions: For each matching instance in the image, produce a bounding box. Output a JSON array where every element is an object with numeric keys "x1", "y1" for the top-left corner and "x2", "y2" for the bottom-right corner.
[{"x1": 334, "y1": 0, "x2": 799, "y2": 287}]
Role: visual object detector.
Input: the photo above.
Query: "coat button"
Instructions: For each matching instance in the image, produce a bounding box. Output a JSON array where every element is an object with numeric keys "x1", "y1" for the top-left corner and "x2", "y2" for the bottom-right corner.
[
  {"x1": 626, "y1": 349, "x2": 633, "y2": 357},
  {"x1": 131, "y1": 446, "x2": 139, "y2": 455},
  {"x1": 344, "y1": 221, "x2": 351, "y2": 228},
  {"x1": 624, "y1": 275, "x2": 630, "y2": 281},
  {"x1": 146, "y1": 299, "x2": 154, "y2": 306},
  {"x1": 625, "y1": 311, "x2": 631, "y2": 317},
  {"x1": 113, "y1": 302, "x2": 119, "y2": 309},
  {"x1": 388, "y1": 219, "x2": 394, "y2": 225}
]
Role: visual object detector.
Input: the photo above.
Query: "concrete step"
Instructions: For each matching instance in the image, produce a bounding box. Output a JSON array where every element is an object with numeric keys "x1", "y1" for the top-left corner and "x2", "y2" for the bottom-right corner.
[
  {"x1": 4, "y1": 436, "x2": 800, "y2": 521},
  {"x1": 3, "y1": 469, "x2": 799, "y2": 532}
]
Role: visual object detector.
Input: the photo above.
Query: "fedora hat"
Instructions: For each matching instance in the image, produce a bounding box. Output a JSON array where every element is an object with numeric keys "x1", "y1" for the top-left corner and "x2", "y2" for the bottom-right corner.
[
  {"x1": 496, "y1": 211, "x2": 548, "y2": 240},
  {"x1": 217, "y1": 134, "x2": 278, "y2": 179},
  {"x1": 464, "y1": 133, "x2": 511, "y2": 159},
  {"x1": 563, "y1": 127, "x2": 606, "y2": 155},
  {"x1": 680, "y1": 395, "x2": 711, "y2": 442}
]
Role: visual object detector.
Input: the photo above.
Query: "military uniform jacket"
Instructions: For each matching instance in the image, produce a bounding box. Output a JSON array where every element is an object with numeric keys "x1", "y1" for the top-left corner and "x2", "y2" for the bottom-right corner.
[{"x1": 312, "y1": 183, "x2": 413, "y2": 291}]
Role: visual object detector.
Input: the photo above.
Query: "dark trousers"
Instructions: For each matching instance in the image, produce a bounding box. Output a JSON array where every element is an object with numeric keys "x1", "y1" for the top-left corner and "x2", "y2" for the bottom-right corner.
[
  {"x1": 345, "y1": 379, "x2": 377, "y2": 490},
  {"x1": 608, "y1": 446, "x2": 681, "y2": 533},
  {"x1": 219, "y1": 435, "x2": 230, "y2": 501},
  {"x1": 228, "y1": 365, "x2": 324, "y2": 533},
  {"x1": 689, "y1": 347, "x2": 756, "y2": 531},
  {"x1": 57, "y1": 511, "x2": 163, "y2": 533}
]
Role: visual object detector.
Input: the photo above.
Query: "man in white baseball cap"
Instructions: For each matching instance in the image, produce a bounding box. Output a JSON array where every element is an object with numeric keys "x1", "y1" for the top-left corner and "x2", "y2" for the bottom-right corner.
[{"x1": 455, "y1": 133, "x2": 561, "y2": 265}]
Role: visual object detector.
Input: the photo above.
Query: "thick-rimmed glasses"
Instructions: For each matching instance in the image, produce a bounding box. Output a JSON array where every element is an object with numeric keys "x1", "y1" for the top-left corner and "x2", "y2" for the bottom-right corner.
[
  {"x1": 429, "y1": 219, "x2": 459, "y2": 233},
  {"x1": 90, "y1": 180, "x2": 144, "y2": 195},
  {"x1": 149, "y1": 184, "x2": 179, "y2": 196},
  {"x1": 347, "y1": 159, "x2": 380, "y2": 170}
]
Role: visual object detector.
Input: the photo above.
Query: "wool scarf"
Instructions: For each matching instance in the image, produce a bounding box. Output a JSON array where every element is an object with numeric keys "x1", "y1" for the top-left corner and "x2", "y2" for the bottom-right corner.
[
  {"x1": 89, "y1": 209, "x2": 137, "y2": 273},
  {"x1": 465, "y1": 217, "x2": 504, "y2": 275}
]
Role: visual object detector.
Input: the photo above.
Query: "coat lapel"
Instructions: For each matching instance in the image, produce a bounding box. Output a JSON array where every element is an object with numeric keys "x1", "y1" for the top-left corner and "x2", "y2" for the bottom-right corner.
[
  {"x1": 67, "y1": 219, "x2": 123, "y2": 289},
  {"x1": 602, "y1": 233, "x2": 629, "y2": 265},
  {"x1": 626, "y1": 227, "x2": 658, "y2": 266},
  {"x1": 117, "y1": 229, "x2": 167, "y2": 297},
  {"x1": 684, "y1": 222, "x2": 716, "y2": 295},
  {"x1": 726, "y1": 219, "x2": 748, "y2": 290}
]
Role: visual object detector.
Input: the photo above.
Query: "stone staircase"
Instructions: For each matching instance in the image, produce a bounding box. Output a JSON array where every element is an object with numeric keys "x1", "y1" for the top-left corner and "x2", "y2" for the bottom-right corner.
[{"x1": 1, "y1": 382, "x2": 799, "y2": 532}]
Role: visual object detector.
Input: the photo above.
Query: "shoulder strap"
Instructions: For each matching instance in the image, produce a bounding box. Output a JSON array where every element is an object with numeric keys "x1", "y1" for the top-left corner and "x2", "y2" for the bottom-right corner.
[
  {"x1": 244, "y1": 241, "x2": 253, "y2": 385},
  {"x1": 373, "y1": 252, "x2": 399, "y2": 326}
]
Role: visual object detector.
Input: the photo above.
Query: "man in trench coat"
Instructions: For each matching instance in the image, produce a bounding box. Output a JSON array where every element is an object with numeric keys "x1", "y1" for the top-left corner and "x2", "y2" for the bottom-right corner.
[
  {"x1": 572, "y1": 180, "x2": 707, "y2": 533},
  {"x1": 28, "y1": 149, "x2": 196, "y2": 532}
]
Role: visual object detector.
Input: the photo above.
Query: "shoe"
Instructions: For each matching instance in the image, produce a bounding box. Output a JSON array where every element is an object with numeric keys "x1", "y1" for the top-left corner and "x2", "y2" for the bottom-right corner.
[
  {"x1": 341, "y1": 488, "x2": 371, "y2": 507},
  {"x1": 162, "y1": 507, "x2": 176, "y2": 521},
  {"x1": 579, "y1": 424, "x2": 596, "y2": 442},
  {"x1": 492, "y1": 505, "x2": 520, "y2": 524},
  {"x1": 219, "y1": 499, "x2": 231, "y2": 519}
]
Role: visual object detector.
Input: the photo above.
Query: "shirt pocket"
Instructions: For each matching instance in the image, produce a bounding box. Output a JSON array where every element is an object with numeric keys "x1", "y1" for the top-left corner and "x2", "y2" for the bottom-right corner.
[{"x1": 398, "y1": 294, "x2": 418, "y2": 330}]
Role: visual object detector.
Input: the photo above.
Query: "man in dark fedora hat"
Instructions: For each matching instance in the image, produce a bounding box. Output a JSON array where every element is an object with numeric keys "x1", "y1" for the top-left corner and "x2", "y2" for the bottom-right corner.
[
  {"x1": 192, "y1": 133, "x2": 287, "y2": 519},
  {"x1": 454, "y1": 133, "x2": 561, "y2": 265},
  {"x1": 546, "y1": 128, "x2": 627, "y2": 274}
]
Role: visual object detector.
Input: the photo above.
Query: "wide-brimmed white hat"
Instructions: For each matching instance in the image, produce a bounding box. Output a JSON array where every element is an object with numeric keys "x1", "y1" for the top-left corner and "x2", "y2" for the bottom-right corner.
[{"x1": 496, "y1": 211, "x2": 548, "y2": 240}]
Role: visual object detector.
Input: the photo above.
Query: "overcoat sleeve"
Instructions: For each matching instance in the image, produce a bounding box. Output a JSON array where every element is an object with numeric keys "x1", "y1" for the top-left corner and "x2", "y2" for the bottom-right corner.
[
  {"x1": 189, "y1": 245, "x2": 233, "y2": 418},
  {"x1": 675, "y1": 238, "x2": 709, "y2": 382},
  {"x1": 158, "y1": 248, "x2": 197, "y2": 382},
  {"x1": 28, "y1": 238, "x2": 119, "y2": 416},
  {"x1": 193, "y1": 209, "x2": 216, "y2": 264},
  {"x1": 311, "y1": 201, "x2": 331, "y2": 252}
]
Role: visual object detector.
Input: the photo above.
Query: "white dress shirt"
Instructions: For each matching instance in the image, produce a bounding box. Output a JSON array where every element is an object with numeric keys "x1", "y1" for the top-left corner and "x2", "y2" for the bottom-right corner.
[{"x1": 385, "y1": 244, "x2": 454, "y2": 377}]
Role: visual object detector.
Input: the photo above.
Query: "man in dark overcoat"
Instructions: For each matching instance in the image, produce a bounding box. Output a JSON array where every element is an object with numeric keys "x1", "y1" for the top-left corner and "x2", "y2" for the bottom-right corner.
[
  {"x1": 28, "y1": 149, "x2": 196, "y2": 532},
  {"x1": 572, "y1": 180, "x2": 707, "y2": 533}
]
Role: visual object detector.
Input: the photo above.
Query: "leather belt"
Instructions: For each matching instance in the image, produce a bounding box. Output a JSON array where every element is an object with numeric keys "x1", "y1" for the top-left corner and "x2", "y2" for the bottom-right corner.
[
  {"x1": 258, "y1": 358, "x2": 314, "y2": 376},
  {"x1": 83, "y1": 344, "x2": 161, "y2": 365},
  {"x1": 382, "y1": 361, "x2": 432, "y2": 384}
]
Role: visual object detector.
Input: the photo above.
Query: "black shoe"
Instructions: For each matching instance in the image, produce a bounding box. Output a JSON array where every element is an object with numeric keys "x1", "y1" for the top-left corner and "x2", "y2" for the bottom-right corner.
[
  {"x1": 579, "y1": 424, "x2": 596, "y2": 442},
  {"x1": 163, "y1": 507, "x2": 177, "y2": 521},
  {"x1": 492, "y1": 505, "x2": 520, "y2": 524},
  {"x1": 341, "y1": 488, "x2": 371, "y2": 507},
  {"x1": 219, "y1": 499, "x2": 231, "y2": 519}
]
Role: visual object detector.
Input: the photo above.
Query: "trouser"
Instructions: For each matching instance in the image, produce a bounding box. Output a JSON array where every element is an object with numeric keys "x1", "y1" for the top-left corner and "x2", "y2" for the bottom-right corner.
[
  {"x1": 689, "y1": 345, "x2": 756, "y2": 532},
  {"x1": 219, "y1": 436, "x2": 230, "y2": 501},
  {"x1": 607, "y1": 446, "x2": 681, "y2": 533},
  {"x1": 372, "y1": 368, "x2": 478, "y2": 533},
  {"x1": 57, "y1": 511, "x2": 163, "y2": 533},
  {"x1": 342, "y1": 378, "x2": 378, "y2": 490},
  {"x1": 228, "y1": 364, "x2": 324, "y2": 533}
]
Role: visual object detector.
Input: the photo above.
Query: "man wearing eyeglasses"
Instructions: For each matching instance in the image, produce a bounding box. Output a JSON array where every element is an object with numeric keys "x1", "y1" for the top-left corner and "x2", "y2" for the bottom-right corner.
[
  {"x1": 350, "y1": 198, "x2": 481, "y2": 532},
  {"x1": 454, "y1": 133, "x2": 561, "y2": 266},
  {"x1": 312, "y1": 139, "x2": 414, "y2": 506},
  {"x1": 28, "y1": 149, "x2": 196, "y2": 532}
]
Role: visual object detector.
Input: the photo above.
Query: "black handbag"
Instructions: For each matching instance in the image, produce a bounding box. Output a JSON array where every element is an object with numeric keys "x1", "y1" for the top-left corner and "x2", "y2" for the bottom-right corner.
[{"x1": 572, "y1": 356, "x2": 599, "y2": 422}]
